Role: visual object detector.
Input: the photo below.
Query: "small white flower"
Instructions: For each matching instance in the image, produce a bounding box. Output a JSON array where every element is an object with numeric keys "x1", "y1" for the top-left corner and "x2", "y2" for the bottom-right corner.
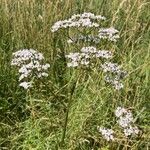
[
  {"x1": 115, "y1": 107, "x2": 134, "y2": 128},
  {"x1": 42, "y1": 63, "x2": 50, "y2": 70},
  {"x1": 67, "y1": 39, "x2": 73, "y2": 43},
  {"x1": 98, "y1": 127, "x2": 115, "y2": 141},
  {"x1": 81, "y1": 12, "x2": 95, "y2": 18},
  {"x1": 18, "y1": 65, "x2": 28, "y2": 74},
  {"x1": 81, "y1": 18, "x2": 92, "y2": 26},
  {"x1": 67, "y1": 61, "x2": 78, "y2": 67},
  {"x1": 115, "y1": 107, "x2": 128, "y2": 118},
  {"x1": 94, "y1": 15, "x2": 106, "y2": 20},
  {"x1": 80, "y1": 59, "x2": 89, "y2": 65},
  {"x1": 19, "y1": 82, "x2": 32, "y2": 89},
  {"x1": 113, "y1": 80, "x2": 124, "y2": 90},
  {"x1": 96, "y1": 50, "x2": 112, "y2": 59},
  {"x1": 124, "y1": 126, "x2": 139, "y2": 137},
  {"x1": 101, "y1": 62, "x2": 121, "y2": 73},
  {"x1": 117, "y1": 115, "x2": 133, "y2": 128},
  {"x1": 66, "y1": 53, "x2": 81, "y2": 61},
  {"x1": 104, "y1": 72, "x2": 126, "y2": 90},
  {"x1": 41, "y1": 72, "x2": 49, "y2": 77},
  {"x1": 81, "y1": 46, "x2": 97, "y2": 54}
]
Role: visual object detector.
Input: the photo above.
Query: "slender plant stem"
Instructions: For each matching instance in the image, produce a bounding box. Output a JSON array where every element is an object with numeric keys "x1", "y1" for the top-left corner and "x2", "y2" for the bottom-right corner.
[
  {"x1": 60, "y1": 94, "x2": 72, "y2": 146},
  {"x1": 60, "y1": 73, "x2": 79, "y2": 146}
]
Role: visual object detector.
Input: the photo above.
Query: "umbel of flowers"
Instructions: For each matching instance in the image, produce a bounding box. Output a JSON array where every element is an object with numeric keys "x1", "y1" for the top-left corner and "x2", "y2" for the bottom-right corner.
[
  {"x1": 51, "y1": 12, "x2": 126, "y2": 90},
  {"x1": 115, "y1": 107, "x2": 139, "y2": 137},
  {"x1": 51, "y1": 12, "x2": 106, "y2": 32},
  {"x1": 98, "y1": 107, "x2": 139, "y2": 141},
  {"x1": 11, "y1": 49, "x2": 50, "y2": 89},
  {"x1": 98, "y1": 127, "x2": 115, "y2": 141}
]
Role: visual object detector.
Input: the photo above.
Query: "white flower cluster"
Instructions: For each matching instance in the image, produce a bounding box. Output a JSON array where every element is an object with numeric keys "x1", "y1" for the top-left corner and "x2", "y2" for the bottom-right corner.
[
  {"x1": 66, "y1": 47, "x2": 126, "y2": 90},
  {"x1": 65, "y1": 46, "x2": 112, "y2": 67},
  {"x1": 52, "y1": 12, "x2": 126, "y2": 90},
  {"x1": 123, "y1": 126, "x2": 139, "y2": 137},
  {"x1": 101, "y1": 62, "x2": 121, "y2": 73},
  {"x1": 98, "y1": 27, "x2": 119, "y2": 42},
  {"x1": 51, "y1": 12, "x2": 106, "y2": 32},
  {"x1": 115, "y1": 107, "x2": 139, "y2": 137},
  {"x1": 110, "y1": 79, "x2": 124, "y2": 90},
  {"x1": 19, "y1": 81, "x2": 32, "y2": 89},
  {"x1": 11, "y1": 49, "x2": 50, "y2": 89},
  {"x1": 98, "y1": 127, "x2": 114, "y2": 141},
  {"x1": 67, "y1": 28, "x2": 119, "y2": 44},
  {"x1": 115, "y1": 107, "x2": 133, "y2": 128},
  {"x1": 101, "y1": 62, "x2": 126, "y2": 90}
]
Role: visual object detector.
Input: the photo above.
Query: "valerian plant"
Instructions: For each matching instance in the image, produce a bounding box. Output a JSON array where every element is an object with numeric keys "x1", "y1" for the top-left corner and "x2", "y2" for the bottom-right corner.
[{"x1": 51, "y1": 12, "x2": 129, "y2": 146}]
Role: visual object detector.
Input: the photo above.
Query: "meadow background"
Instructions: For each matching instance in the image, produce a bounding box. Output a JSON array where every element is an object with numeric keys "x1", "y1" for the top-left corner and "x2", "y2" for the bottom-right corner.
[{"x1": 0, "y1": 0, "x2": 150, "y2": 149}]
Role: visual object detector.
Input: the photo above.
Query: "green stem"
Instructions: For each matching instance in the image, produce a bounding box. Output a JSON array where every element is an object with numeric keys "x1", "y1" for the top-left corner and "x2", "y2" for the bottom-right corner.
[
  {"x1": 60, "y1": 76, "x2": 78, "y2": 146},
  {"x1": 60, "y1": 96, "x2": 72, "y2": 146}
]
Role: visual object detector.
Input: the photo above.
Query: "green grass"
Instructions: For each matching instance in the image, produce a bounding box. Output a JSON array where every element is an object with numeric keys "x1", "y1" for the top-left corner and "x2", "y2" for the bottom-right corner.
[{"x1": 0, "y1": 0, "x2": 150, "y2": 149}]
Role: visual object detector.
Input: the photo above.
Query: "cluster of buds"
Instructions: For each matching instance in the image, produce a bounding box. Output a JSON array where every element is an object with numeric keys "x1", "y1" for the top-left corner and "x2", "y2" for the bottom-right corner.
[{"x1": 11, "y1": 49, "x2": 50, "y2": 89}]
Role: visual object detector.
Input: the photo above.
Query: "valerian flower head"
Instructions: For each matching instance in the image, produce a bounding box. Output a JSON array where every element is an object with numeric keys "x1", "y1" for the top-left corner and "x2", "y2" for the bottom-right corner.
[
  {"x1": 123, "y1": 126, "x2": 139, "y2": 137},
  {"x1": 98, "y1": 127, "x2": 115, "y2": 141},
  {"x1": 51, "y1": 12, "x2": 106, "y2": 32},
  {"x1": 11, "y1": 49, "x2": 44, "y2": 66},
  {"x1": 66, "y1": 52, "x2": 89, "y2": 67},
  {"x1": 115, "y1": 107, "x2": 133, "y2": 128},
  {"x1": 101, "y1": 62, "x2": 121, "y2": 73},
  {"x1": 11, "y1": 49, "x2": 50, "y2": 89},
  {"x1": 98, "y1": 27, "x2": 119, "y2": 42},
  {"x1": 65, "y1": 47, "x2": 113, "y2": 68},
  {"x1": 102, "y1": 63, "x2": 126, "y2": 90},
  {"x1": 115, "y1": 107, "x2": 140, "y2": 137},
  {"x1": 117, "y1": 113, "x2": 133, "y2": 128}
]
